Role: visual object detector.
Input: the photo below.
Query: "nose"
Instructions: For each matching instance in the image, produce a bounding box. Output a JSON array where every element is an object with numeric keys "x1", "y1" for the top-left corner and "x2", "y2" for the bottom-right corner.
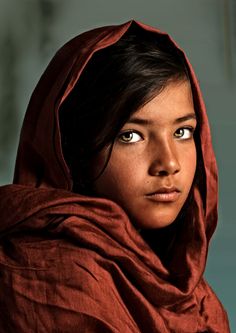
[{"x1": 148, "y1": 140, "x2": 181, "y2": 176}]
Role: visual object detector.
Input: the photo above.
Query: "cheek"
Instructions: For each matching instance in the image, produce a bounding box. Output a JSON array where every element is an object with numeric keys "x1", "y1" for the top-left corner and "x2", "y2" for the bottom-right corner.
[
  {"x1": 183, "y1": 144, "x2": 197, "y2": 183},
  {"x1": 94, "y1": 153, "x2": 144, "y2": 199}
]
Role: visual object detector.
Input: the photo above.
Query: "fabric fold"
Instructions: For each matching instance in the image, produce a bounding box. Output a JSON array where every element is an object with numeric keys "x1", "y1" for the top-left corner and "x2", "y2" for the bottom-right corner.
[{"x1": 0, "y1": 20, "x2": 230, "y2": 332}]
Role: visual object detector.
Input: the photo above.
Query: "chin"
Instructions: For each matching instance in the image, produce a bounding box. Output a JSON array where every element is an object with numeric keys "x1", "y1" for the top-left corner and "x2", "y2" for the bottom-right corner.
[
  {"x1": 135, "y1": 219, "x2": 175, "y2": 229},
  {"x1": 134, "y1": 213, "x2": 178, "y2": 230}
]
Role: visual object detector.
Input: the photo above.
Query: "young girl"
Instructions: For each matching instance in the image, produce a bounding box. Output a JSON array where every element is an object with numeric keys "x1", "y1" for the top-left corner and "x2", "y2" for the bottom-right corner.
[{"x1": 0, "y1": 20, "x2": 230, "y2": 332}]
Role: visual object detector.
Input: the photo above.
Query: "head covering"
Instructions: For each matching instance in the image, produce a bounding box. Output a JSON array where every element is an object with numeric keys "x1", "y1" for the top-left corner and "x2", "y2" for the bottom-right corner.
[{"x1": 0, "y1": 20, "x2": 230, "y2": 332}]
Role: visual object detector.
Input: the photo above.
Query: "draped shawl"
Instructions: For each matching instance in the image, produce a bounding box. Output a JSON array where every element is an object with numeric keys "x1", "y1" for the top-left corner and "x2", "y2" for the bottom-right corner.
[{"x1": 0, "y1": 20, "x2": 230, "y2": 332}]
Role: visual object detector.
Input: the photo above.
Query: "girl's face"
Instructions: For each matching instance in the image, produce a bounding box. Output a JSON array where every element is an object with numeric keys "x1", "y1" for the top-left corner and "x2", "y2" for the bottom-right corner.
[{"x1": 93, "y1": 80, "x2": 197, "y2": 229}]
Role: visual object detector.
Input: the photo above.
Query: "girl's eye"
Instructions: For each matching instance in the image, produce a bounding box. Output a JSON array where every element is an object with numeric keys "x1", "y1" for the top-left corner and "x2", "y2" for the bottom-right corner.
[
  {"x1": 174, "y1": 127, "x2": 194, "y2": 139},
  {"x1": 118, "y1": 131, "x2": 143, "y2": 143}
]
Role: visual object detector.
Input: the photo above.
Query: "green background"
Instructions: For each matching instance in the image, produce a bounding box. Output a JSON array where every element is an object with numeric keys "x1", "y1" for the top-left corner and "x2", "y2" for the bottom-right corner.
[{"x1": 0, "y1": 0, "x2": 235, "y2": 330}]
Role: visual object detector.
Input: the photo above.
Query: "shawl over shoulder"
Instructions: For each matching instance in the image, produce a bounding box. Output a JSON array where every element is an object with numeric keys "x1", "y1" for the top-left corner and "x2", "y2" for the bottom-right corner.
[{"x1": 0, "y1": 20, "x2": 230, "y2": 332}]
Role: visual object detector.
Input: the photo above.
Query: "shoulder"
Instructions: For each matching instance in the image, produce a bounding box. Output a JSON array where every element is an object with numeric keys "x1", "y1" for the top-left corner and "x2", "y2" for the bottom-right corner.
[
  {"x1": 0, "y1": 235, "x2": 139, "y2": 333},
  {"x1": 196, "y1": 278, "x2": 230, "y2": 332}
]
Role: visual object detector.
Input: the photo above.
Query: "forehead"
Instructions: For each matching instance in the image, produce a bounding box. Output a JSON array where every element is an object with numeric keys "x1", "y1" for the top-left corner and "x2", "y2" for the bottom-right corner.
[{"x1": 130, "y1": 80, "x2": 195, "y2": 125}]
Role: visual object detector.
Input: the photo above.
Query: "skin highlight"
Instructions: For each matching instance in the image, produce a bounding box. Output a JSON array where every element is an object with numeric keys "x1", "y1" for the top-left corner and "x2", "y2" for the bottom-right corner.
[{"x1": 92, "y1": 80, "x2": 197, "y2": 230}]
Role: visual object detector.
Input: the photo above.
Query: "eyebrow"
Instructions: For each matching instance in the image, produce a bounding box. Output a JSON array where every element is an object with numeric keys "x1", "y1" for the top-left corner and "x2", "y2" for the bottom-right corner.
[{"x1": 126, "y1": 113, "x2": 197, "y2": 125}]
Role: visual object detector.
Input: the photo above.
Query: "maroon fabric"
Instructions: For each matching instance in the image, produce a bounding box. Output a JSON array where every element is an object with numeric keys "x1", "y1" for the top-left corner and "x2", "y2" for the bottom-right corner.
[{"x1": 0, "y1": 20, "x2": 230, "y2": 332}]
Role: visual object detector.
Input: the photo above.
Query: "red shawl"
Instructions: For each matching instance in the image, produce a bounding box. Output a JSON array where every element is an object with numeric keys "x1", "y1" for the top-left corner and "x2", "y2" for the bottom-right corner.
[{"x1": 0, "y1": 20, "x2": 230, "y2": 332}]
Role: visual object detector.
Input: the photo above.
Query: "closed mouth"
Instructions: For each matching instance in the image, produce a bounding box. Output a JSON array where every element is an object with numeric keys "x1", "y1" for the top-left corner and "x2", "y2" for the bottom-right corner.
[{"x1": 146, "y1": 187, "x2": 181, "y2": 202}]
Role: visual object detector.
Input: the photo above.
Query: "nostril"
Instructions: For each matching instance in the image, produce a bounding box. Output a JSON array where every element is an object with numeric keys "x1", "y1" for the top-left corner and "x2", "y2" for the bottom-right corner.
[
  {"x1": 150, "y1": 165, "x2": 180, "y2": 177},
  {"x1": 157, "y1": 170, "x2": 169, "y2": 176}
]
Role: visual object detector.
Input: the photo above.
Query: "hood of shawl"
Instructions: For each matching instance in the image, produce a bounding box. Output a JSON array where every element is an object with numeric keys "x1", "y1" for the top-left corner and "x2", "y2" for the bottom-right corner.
[
  {"x1": 13, "y1": 19, "x2": 218, "y2": 237},
  {"x1": 0, "y1": 20, "x2": 219, "y2": 305}
]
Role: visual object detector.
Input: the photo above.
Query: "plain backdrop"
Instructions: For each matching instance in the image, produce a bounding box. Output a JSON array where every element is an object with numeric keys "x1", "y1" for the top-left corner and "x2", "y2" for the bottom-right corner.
[{"x1": 0, "y1": 0, "x2": 235, "y2": 330}]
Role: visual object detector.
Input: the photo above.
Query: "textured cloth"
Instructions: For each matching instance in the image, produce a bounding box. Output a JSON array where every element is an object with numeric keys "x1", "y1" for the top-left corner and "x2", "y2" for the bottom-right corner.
[{"x1": 0, "y1": 20, "x2": 230, "y2": 332}]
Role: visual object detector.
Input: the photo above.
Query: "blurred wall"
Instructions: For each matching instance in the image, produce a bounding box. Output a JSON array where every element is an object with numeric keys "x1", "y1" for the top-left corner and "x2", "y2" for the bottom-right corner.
[{"x1": 0, "y1": 0, "x2": 235, "y2": 330}]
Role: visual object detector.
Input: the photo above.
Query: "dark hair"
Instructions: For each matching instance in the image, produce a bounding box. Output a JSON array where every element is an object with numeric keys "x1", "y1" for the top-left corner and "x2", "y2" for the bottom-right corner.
[{"x1": 59, "y1": 26, "x2": 190, "y2": 194}]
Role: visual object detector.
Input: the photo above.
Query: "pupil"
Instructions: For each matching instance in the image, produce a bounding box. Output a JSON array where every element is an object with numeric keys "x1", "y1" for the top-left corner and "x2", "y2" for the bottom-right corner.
[
  {"x1": 124, "y1": 132, "x2": 132, "y2": 140},
  {"x1": 177, "y1": 129, "x2": 183, "y2": 136}
]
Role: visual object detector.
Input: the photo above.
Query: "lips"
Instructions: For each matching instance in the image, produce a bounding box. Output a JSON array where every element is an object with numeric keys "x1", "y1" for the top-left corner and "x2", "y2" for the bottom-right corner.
[{"x1": 146, "y1": 186, "x2": 181, "y2": 202}]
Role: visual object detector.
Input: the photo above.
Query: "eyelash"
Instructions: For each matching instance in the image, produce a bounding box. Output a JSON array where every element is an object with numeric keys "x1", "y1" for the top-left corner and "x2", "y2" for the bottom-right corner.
[
  {"x1": 117, "y1": 130, "x2": 143, "y2": 143},
  {"x1": 174, "y1": 126, "x2": 195, "y2": 140},
  {"x1": 117, "y1": 126, "x2": 195, "y2": 144}
]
